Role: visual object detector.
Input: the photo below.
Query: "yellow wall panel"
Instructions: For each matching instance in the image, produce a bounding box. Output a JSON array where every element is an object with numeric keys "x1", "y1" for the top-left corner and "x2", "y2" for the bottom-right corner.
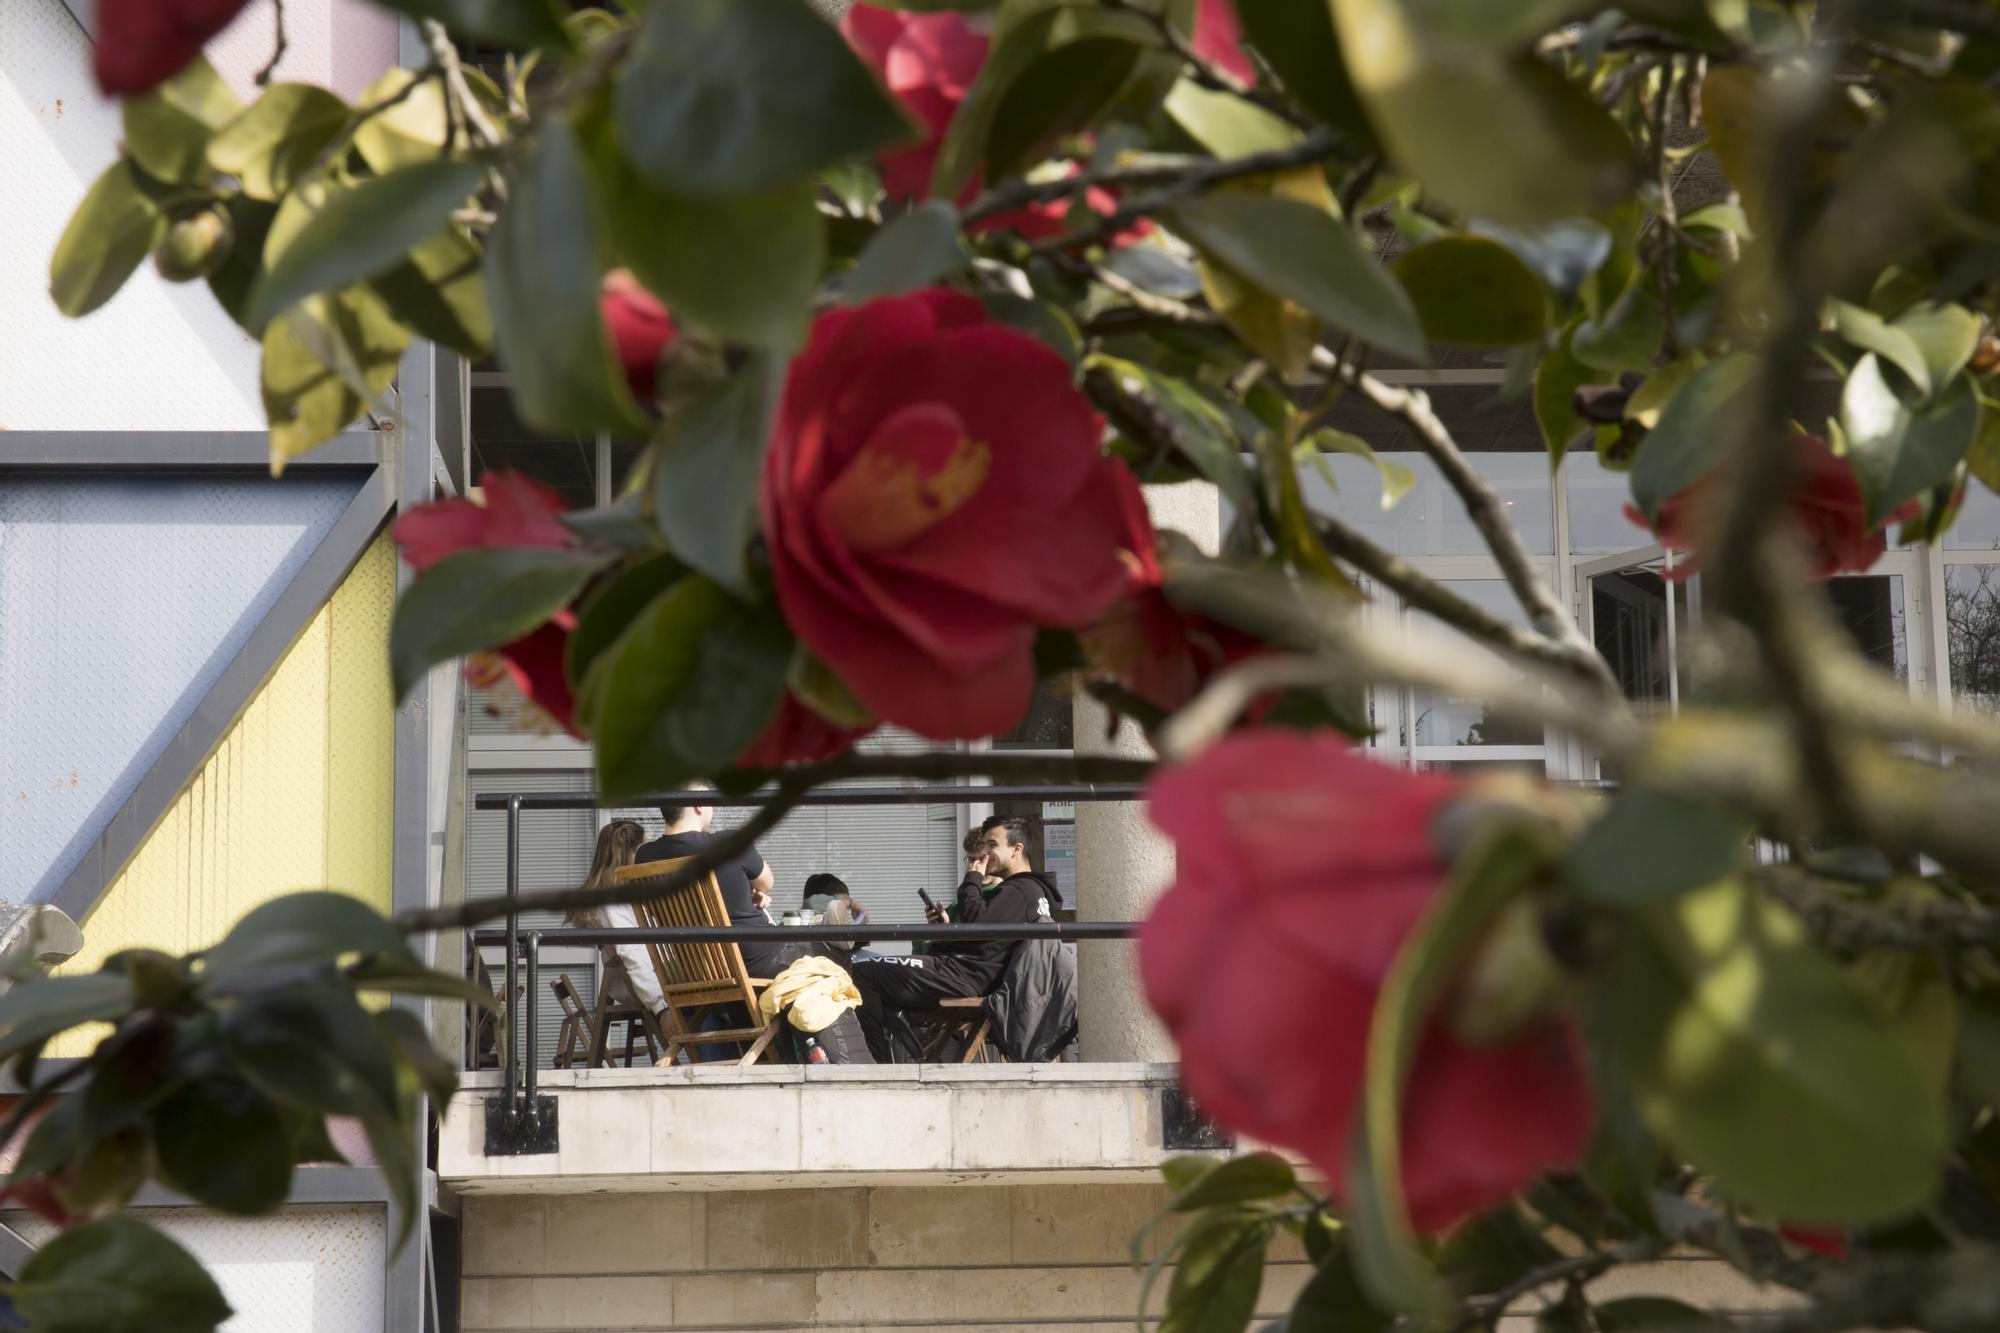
[{"x1": 55, "y1": 536, "x2": 397, "y2": 1026}]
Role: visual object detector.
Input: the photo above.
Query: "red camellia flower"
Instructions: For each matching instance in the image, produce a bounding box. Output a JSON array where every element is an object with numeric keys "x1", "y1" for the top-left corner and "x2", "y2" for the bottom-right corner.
[
  {"x1": 1627, "y1": 434, "x2": 1919, "y2": 581},
  {"x1": 394, "y1": 470, "x2": 580, "y2": 733},
  {"x1": 737, "y1": 694, "x2": 875, "y2": 769},
  {"x1": 839, "y1": 4, "x2": 1150, "y2": 243},
  {"x1": 1192, "y1": 0, "x2": 1256, "y2": 85},
  {"x1": 760, "y1": 287, "x2": 1154, "y2": 739},
  {"x1": 1140, "y1": 731, "x2": 1594, "y2": 1232},
  {"x1": 601, "y1": 270, "x2": 677, "y2": 403},
  {"x1": 94, "y1": 0, "x2": 253, "y2": 96}
]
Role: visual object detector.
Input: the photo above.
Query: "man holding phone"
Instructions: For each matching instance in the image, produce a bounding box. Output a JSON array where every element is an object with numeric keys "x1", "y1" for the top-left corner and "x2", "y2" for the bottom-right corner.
[{"x1": 849, "y1": 815, "x2": 1059, "y2": 1062}]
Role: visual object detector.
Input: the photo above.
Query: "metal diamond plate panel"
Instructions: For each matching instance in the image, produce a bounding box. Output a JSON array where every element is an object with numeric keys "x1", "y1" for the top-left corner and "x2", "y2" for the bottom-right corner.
[
  {"x1": 6, "y1": 1205, "x2": 385, "y2": 1332},
  {"x1": 1, "y1": 0, "x2": 267, "y2": 431},
  {"x1": 0, "y1": 476, "x2": 359, "y2": 903}
]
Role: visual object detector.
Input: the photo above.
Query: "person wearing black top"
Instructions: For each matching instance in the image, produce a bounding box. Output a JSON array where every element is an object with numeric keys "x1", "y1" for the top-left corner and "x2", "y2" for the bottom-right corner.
[
  {"x1": 849, "y1": 815, "x2": 1058, "y2": 1063},
  {"x1": 635, "y1": 787, "x2": 872, "y2": 1062}
]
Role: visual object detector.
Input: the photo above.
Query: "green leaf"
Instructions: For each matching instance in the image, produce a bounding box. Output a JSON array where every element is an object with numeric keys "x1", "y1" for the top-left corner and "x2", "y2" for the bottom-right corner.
[
  {"x1": 614, "y1": 0, "x2": 913, "y2": 197},
  {"x1": 653, "y1": 356, "x2": 783, "y2": 596},
  {"x1": 1627, "y1": 354, "x2": 1758, "y2": 522},
  {"x1": 1169, "y1": 1151, "x2": 1296, "y2": 1212},
  {"x1": 1304, "y1": 428, "x2": 1416, "y2": 512},
  {"x1": 201, "y1": 891, "x2": 416, "y2": 992},
  {"x1": 1471, "y1": 219, "x2": 1613, "y2": 303},
  {"x1": 1161, "y1": 1155, "x2": 1220, "y2": 1196},
  {"x1": 1561, "y1": 786, "x2": 1749, "y2": 907},
  {"x1": 374, "y1": 1006, "x2": 460, "y2": 1110},
  {"x1": 48, "y1": 159, "x2": 167, "y2": 318},
  {"x1": 1393, "y1": 236, "x2": 1549, "y2": 347},
  {"x1": 352, "y1": 68, "x2": 452, "y2": 173},
  {"x1": 347, "y1": 953, "x2": 502, "y2": 1010},
  {"x1": 1437, "y1": 1207, "x2": 1564, "y2": 1298},
  {"x1": 847, "y1": 202, "x2": 969, "y2": 301},
  {"x1": 1232, "y1": 0, "x2": 1369, "y2": 134},
  {"x1": 1571, "y1": 275, "x2": 1666, "y2": 374},
  {"x1": 586, "y1": 118, "x2": 823, "y2": 347},
  {"x1": 154, "y1": 1077, "x2": 295, "y2": 1215},
  {"x1": 372, "y1": 0, "x2": 570, "y2": 50},
  {"x1": 1170, "y1": 193, "x2": 1425, "y2": 360},
  {"x1": 988, "y1": 30, "x2": 1146, "y2": 176},
  {"x1": 206, "y1": 83, "x2": 350, "y2": 202},
  {"x1": 123, "y1": 57, "x2": 242, "y2": 185},
  {"x1": 1842, "y1": 359, "x2": 1981, "y2": 526},
  {"x1": 979, "y1": 292, "x2": 1082, "y2": 364},
  {"x1": 566, "y1": 552, "x2": 690, "y2": 731},
  {"x1": 261, "y1": 288, "x2": 410, "y2": 468},
  {"x1": 486, "y1": 121, "x2": 648, "y2": 434},
  {"x1": 221, "y1": 980, "x2": 400, "y2": 1120},
  {"x1": 1831, "y1": 300, "x2": 1935, "y2": 398},
  {"x1": 1895, "y1": 303, "x2": 1983, "y2": 398},
  {"x1": 1593, "y1": 1297, "x2": 1729, "y2": 1331},
  {"x1": 0, "y1": 973, "x2": 135, "y2": 1066},
  {"x1": 1161, "y1": 1214, "x2": 1269, "y2": 1333},
  {"x1": 1955, "y1": 990, "x2": 2000, "y2": 1103},
  {"x1": 204, "y1": 196, "x2": 277, "y2": 332},
  {"x1": 1088, "y1": 356, "x2": 1258, "y2": 514},
  {"x1": 369, "y1": 224, "x2": 493, "y2": 359},
  {"x1": 1327, "y1": 1, "x2": 1636, "y2": 223},
  {"x1": 1286, "y1": 1230, "x2": 1396, "y2": 1332},
  {"x1": 590, "y1": 576, "x2": 794, "y2": 798},
  {"x1": 1348, "y1": 822, "x2": 1557, "y2": 1319},
  {"x1": 390, "y1": 546, "x2": 602, "y2": 700},
  {"x1": 1165, "y1": 79, "x2": 1302, "y2": 158},
  {"x1": 11, "y1": 1215, "x2": 233, "y2": 1333},
  {"x1": 246, "y1": 159, "x2": 483, "y2": 329},
  {"x1": 1535, "y1": 321, "x2": 1594, "y2": 462},
  {"x1": 1602, "y1": 879, "x2": 1951, "y2": 1224}
]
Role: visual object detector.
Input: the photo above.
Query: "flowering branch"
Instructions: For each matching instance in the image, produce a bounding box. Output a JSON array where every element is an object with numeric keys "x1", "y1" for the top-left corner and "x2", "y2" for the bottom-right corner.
[{"x1": 1097, "y1": 0, "x2": 1315, "y2": 130}]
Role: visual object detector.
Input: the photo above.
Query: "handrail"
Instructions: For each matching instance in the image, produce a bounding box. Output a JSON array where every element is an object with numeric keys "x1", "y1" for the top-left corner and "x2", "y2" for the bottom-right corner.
[{"x1": 474, "y1": 783, "x2": 1144, "y2": 811}]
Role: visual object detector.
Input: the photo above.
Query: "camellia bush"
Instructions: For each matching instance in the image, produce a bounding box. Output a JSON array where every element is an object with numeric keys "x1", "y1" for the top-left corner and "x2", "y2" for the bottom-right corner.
[{"x1": 27, "y1": 0, "x2": 2000, "y2": 1328}]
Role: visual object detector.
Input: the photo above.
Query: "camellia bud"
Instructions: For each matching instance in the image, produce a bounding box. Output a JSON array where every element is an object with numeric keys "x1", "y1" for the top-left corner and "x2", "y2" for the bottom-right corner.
[{"x1": 153, "y1": 204, "x2": 234, "y2": 283}]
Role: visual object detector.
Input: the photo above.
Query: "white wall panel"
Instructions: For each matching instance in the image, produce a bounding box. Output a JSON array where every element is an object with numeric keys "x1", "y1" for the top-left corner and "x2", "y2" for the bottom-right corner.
[{"x1": 0, "y1": 476, "x2": 358, "y2": 901}]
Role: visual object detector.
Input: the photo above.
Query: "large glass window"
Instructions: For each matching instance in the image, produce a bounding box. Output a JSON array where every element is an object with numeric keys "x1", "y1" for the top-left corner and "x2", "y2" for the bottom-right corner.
[
  {"x1": 1298, "y1": 451, "x2": 1555, "y2": 556},
  {"x1": 1405, "y1": 579, "x2": 1547, "y2": 763},
  {"x1": 1827, "y1": 575, "x2": 1910, "y2": 684},
  {"x1": 1947, "y1": 564, "x2": 2000, "y2": 715}
]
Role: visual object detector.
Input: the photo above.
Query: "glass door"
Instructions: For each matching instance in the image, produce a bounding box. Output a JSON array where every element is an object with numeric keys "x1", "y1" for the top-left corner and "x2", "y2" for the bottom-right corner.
[{"x1": 1572, "y1": 544, "x2": 1683, "y2": 779}]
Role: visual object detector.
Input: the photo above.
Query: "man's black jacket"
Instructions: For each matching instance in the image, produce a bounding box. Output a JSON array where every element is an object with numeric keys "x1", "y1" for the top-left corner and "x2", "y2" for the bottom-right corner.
[{"x1": 928, "y1": 869, "x2": 1058, "y2": 991}]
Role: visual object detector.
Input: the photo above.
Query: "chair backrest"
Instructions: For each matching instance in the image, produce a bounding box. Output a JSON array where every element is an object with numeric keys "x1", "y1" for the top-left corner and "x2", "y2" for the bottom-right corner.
[{"x1": 613, "y1": 858, "x2": 753, "y2": 991}]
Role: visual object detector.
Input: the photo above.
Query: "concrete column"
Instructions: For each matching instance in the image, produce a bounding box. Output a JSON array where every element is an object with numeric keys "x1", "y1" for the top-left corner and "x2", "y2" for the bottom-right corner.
[{"x1": 1075, "y1": 482, "x2": 1220, "y2": 1063}]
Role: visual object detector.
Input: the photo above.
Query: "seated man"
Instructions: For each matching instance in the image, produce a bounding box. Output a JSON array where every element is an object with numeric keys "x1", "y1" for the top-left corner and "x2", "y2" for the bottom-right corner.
[{"x1": 850, "y1": 816, "x2": 1057, "y2": 1063}]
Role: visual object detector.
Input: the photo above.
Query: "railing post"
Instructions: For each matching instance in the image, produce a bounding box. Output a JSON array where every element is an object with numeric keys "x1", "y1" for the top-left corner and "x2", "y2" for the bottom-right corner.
[
  {"x1": 523, "y1": 930, "x2": 542, "y2": 1129},
  {"x1": 502, "y1": 794, "x2": 521, "y2": 1123}
]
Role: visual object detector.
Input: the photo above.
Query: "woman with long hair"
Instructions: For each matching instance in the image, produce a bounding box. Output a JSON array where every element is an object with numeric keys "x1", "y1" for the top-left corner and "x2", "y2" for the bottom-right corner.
[{"x1": 570, "y1": 818, "x2": 647, "y2": 927}]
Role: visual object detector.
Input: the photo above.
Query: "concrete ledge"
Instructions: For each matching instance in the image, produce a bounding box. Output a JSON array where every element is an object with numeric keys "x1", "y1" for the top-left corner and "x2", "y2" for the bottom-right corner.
[{"x1": 441, "y1": 1064, "x2": 1207, "y2": 1192}]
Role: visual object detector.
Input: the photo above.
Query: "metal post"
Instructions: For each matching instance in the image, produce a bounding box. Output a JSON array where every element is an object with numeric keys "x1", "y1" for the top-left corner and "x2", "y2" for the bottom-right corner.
[
  {"x1": 501, "y1": 795, "x2": 521, "y2": 1122},
  {"x1": 523, "y1": 931, "x2": 542, "y2": 1128}
]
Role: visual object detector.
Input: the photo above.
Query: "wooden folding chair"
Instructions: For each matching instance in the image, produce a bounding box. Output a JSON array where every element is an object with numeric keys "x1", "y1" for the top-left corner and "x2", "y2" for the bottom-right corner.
[
  {"x1": 908, "y1": 997, "x2": 1001, "y2": 1064},
  {"x1": 551, "y1": 973, "x2": 591, "y2": 1069},
  {"x1": 583, "y1": 956, "x2": 665, "y2": 1068},
  {"x1": 613, "y1": 859, "x2": 782, "y2": 1066}
]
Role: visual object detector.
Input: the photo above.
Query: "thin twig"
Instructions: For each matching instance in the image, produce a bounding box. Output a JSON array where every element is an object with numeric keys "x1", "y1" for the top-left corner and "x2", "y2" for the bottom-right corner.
[
  {"x1": 421, "y1": 19, "x2": 503, "y2": 152},
  {"x1": 1098, "y1": 0, "x2": 1313, "y2": 130},
  {"x1": 1651, "y1": 59, "x2": 1683, "y2": 360},
  {"x1": 1757, "y1": 864, "x2": 2000, "y2": 952},
  {"x1": 966, "y1": 129, "x2": 1344, "y2": 234},
  {"x1": 256, "y1": 0, "x2": 288, "y2": 85},
  {"x1": 302, "y1": 64, "x2": 443, "y2": 183},
  {"x1": 1313, "y1": 351, "x2": 1625, "y2": 699}
]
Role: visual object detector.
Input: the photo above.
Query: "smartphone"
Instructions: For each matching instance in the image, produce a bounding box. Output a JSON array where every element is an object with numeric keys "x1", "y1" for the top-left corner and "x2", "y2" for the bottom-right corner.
[{"x1": 917, "y1": 887, "x2": 938, "y2": 912}]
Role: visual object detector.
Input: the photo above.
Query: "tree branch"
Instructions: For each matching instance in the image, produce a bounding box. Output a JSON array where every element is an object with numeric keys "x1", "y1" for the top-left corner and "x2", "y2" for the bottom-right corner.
[
  {"x1": 1313, "y1": 351, "x2": 1625, "y2": 699},
  {"x1": 256, "y1": 0, "x2": 288, "y2": 86},
  {"x1": 421, "y1": 19, "x2": 503, "y2": 152},
  {"x1": 1756, "y1": 864, "x2": 2000, "y2": 952},
  {"x1": 1314, "y1": 511, "x2": 1616, "y2": 690},
  {"x1": 1018, "y1": 129, "x2": 1346, "y2": 252}
]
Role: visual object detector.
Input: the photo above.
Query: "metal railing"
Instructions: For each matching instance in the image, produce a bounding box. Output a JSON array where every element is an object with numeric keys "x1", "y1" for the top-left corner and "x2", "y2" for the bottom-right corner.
[{"x1": 470, "y1": 783, "x2": 1146, "y2": 1133}]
